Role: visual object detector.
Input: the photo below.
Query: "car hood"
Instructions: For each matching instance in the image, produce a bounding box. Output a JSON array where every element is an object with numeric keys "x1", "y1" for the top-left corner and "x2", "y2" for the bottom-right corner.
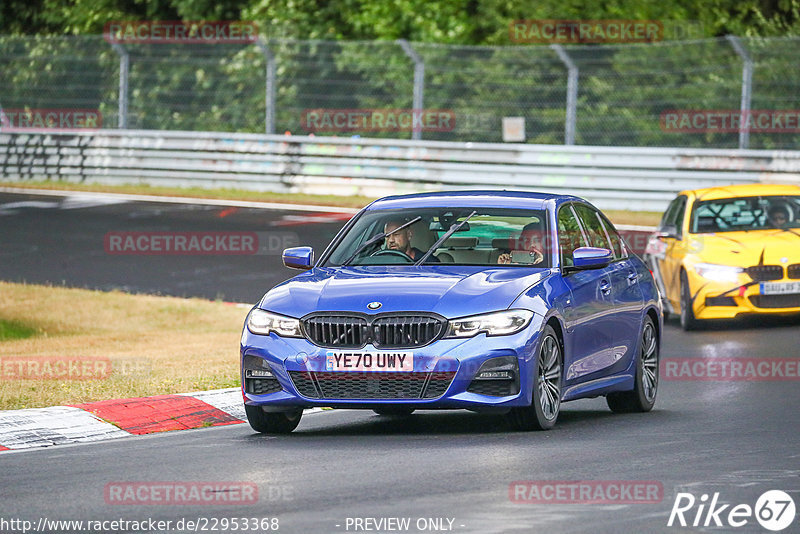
[
  {"x1": 259, "y1": 265, "x2": 551, "y2": 319},
  {"x1": 690, "y1": 229, "x2": 800, "y2": 266}
]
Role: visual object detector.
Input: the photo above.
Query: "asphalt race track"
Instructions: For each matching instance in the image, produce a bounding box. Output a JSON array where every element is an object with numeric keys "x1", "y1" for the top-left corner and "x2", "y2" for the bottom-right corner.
[
  {"x1": 0, "y1": 191, "x2": 348, "y2": 303},
  {"x1": 2, "y1": 190, "x2": 799, "y2": 533}
]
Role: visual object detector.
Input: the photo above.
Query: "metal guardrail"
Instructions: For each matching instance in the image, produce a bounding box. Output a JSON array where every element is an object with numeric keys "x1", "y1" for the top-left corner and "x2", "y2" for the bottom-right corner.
[{"x1": 2, "y1": 129, "x2": 799, "y2": 212}]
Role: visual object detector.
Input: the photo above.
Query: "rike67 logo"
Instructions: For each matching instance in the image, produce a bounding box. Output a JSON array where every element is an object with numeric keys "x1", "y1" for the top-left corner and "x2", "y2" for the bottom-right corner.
[{"x1": 668, "y1": 490, "x2": 796, "y2": 531}]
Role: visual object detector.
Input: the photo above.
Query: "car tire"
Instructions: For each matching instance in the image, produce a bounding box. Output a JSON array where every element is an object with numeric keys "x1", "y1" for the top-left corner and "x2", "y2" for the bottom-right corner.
[
  {"x1": 372, "y1": 407, "x2": 415, "y2": 416},
  {"x1": 508, "y1": 325, "x2": 562, "y2": 431},
  {"x1": 244, "y1": 404, "x2": 302, "y2": 434},
  {"x1": 679, "y1": 270, "x2": 701, "y2": 331},
  {"x1": 607, "y1": 315, "x2": 659, "y2": 413}
]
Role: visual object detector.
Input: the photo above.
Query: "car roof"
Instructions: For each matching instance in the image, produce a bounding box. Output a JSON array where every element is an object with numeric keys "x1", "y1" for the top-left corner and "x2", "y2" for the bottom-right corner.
[
  {"x1": 365, "y1": 190, "x2": 584, "y2": 211},
  {"x1": 682, "y1": 183, "x2": 800, "y2": 201}
]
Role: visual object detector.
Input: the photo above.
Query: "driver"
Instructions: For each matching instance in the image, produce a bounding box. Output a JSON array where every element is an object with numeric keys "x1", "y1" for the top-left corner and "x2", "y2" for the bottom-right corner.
[
  {"x1": 384, "y1": 219, "x2": 440, "y2": 262},
  {"x1": 498, "y1": 223, "x2": 545, "y2": 265},
  {"x1": 767, "y1": 204, "x2": 791, "y2": 228}
]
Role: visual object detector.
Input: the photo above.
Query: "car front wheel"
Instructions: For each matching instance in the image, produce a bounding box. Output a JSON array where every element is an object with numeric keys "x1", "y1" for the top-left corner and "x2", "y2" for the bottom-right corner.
[
  {"x1": 508, "y1": 325, "x2": 562, "y2": 431},
  {"x1": 680, "y1": 270, "x2": 701, "y2": 331},
  {"x1": 244, "y1": 405, "x2": 302, "y2": 434}
]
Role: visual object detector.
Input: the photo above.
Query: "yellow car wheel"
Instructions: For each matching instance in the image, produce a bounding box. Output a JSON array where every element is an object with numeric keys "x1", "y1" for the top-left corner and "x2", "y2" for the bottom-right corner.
[{"x1": 680, "y1": 270, "x2": 701, "y2": 331}]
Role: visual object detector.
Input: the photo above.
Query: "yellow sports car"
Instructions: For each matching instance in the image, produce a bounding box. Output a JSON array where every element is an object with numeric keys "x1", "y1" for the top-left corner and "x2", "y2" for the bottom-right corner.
[{"x1": 644, "y1": 183, "x2": 800, "y2": 330}]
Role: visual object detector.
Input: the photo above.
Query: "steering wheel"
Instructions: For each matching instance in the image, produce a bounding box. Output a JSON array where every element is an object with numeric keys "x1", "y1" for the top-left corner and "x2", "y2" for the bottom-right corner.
[{"x1": 369, "y1": 249, "x2": 414, "y2": 263}]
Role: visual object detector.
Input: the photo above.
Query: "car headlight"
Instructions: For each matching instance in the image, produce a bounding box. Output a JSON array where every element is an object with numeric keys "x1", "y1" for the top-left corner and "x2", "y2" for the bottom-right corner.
[
  {"x1": 693, "y1": 263, "x2": 744, "y2": 283},
  {"x1": 445, "y1": 309, "x2": 534, "y2": 338},
  {"x1": 246, "y1": 309, "x2": 302, "y2": 337}
]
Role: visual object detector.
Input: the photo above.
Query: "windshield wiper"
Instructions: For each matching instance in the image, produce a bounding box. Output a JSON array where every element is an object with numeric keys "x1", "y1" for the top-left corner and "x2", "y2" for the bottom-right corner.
[
  {"x1": 415, "y1": 211, "x2": 477, "y2": 265},
  {"x1": 341, "y1": 216, "x2": 421, "y2": 266}
]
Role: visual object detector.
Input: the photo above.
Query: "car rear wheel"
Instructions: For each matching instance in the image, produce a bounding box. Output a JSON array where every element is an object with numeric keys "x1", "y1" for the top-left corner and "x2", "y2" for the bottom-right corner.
[
  {"x1": 680, "y1": 270, "x2": 701, "y2": 331},
  {"x1": 607, "y1": 315, "x2": 659, "y2": 413},
  {"x1": 372, "y1": 407, "x2": 415, "y2": 416},
  {"x1": 508, "y1": 325, "x2": 562, "y2": 431},
  {"x1": 244, "y1": 405, "x2": 302, "y2": 434}
]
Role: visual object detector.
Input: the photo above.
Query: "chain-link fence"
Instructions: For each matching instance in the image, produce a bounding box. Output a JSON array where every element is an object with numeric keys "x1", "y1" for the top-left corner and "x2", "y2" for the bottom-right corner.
[{"x1": 1, "y1": 35, "x2": 799, "y2": 149}]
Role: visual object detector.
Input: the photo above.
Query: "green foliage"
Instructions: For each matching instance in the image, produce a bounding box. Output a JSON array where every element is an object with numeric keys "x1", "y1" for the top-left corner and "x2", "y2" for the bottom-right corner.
[{"x1": 1, "y1": 1, "x2": 798, "y2": 147}]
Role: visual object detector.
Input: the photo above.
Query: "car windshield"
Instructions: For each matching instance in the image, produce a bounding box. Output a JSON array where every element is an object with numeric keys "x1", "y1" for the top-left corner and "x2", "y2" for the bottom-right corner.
[
  {"x1": 690, "y1": 195, "x2": 800, "y2": 233},
  {"x1": 324, "y1": 207, "x2": 551, "y2": 267}
]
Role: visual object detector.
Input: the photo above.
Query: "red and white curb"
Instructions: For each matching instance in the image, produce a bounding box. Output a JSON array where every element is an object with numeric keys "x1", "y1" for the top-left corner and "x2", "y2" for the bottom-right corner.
[{"x1": 0, "y1": 388, "x2": 324, "y2": 452}]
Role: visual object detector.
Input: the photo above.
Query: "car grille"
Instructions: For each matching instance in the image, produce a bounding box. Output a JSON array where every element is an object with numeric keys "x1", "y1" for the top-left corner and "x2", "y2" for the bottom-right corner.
[
  {"x1": 788, "y1": 264, "x2": 800, "y2": 279},
  {"x1": 244, "y1": 378, "x2": 282, "y2": 395},
  {"x1": 749, "y1": 295, "x2": 800, "y2": 309},
  {"x1": 302, "y1": 314, "x2": 445, "y2": 349},
  {"x1": 288, "y1": 371, "x2": 455, "y2": 399},
  {"x1": 745, "y1": 265, "x2": 783, "y2": 281},
  {"x1": 303, "y1": 316, "x2": 366, "y2": 348}
]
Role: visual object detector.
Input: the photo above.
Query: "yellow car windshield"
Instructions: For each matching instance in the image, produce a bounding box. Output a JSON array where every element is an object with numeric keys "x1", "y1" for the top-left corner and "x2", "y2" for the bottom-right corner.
[{"x1": 690, "y1": 195, "x2": 800, "y2": 233}]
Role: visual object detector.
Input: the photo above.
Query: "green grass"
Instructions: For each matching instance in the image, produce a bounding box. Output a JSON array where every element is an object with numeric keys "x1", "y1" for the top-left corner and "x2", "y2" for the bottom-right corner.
[{"x1": 0, "y1": 319, "x2": 38, "y2": 341}]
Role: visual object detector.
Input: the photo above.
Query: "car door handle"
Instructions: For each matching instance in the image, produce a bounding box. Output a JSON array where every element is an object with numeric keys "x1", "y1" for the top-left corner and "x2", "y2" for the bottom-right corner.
[{"x1": 599, "y1": 280, "x2": 611, "y2": 295}]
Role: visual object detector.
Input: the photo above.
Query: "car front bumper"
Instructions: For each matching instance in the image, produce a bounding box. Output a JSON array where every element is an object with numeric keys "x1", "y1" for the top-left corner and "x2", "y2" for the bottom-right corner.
[
  {"x1": 240, "y1": 314, "x2": 545, "y2": 410},
  {"x1": 688, "y1": 272, "x2": 800, "y2": 319}
]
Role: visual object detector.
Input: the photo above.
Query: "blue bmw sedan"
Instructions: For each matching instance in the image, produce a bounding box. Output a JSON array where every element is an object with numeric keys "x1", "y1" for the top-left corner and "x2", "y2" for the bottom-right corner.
[{"x1": 241, "y1": 191, "x2": 662, "y2": 433}]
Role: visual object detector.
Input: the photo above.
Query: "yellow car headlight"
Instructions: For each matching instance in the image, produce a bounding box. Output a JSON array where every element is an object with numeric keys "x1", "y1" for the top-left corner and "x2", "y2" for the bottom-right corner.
[{"x1": 693, "y1": 263, "x2": 744, "y2": 283}]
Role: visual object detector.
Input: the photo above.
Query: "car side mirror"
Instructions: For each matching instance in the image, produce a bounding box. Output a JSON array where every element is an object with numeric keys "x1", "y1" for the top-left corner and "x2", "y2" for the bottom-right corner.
[
  {"x1": 656, "y1": 224, "x2": 678, "y2": 239},
  {"x1": 572, "y1": 247, "x2": 613, "y2": 270},
  {"x1": 282, "y1": 246, "x2": 314, "y2": 270}
]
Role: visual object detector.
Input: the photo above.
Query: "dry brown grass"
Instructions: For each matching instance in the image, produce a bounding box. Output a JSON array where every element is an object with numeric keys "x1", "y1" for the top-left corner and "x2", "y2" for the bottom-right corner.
[{"x1": 0, "y1": 282, "x2": 248, "y2": 410}]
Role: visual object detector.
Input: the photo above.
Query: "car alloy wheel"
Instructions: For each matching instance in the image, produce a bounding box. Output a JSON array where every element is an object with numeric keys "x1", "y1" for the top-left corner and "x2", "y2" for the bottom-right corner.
[
  {"x1": 508, "y1": 325, "x2": 562, "y2": 431},
  {"x1": 680, "y1": 270, "x2": 700, "y2": 331},
  {"x1": 244, "y1": 404, "x2": 302, "y2": 434},
  {"x1": 607, "y1": 314, "x2": 659, "y2": 413}
]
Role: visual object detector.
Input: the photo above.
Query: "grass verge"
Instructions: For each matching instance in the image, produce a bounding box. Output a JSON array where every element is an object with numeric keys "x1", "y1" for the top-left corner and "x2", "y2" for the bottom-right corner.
[
  {"x1": 0, "y1": 281, "x2": 247, "y2": 410},
  {"x1": 0, "y1": 180, "x2": 663, "y2": 226}
]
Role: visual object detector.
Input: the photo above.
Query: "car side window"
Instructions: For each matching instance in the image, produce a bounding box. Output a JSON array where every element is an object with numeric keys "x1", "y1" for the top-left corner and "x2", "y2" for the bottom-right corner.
[
  {"x1": 659, "y1": 197, "x2": 681, "y2": 230},
  {"x1": 597, "y1": 213, "x2": 627, "y2": 260},
  {"x1": 672, "y1": 196, "x2": 687, "y2": 238},
  {"x1": 557, "y1": 204, "x2": 587, "y2": 268},
  {"x1": 573, "y1": 204, "x2": 613, "y2": 250},
  {"x1": 660, "y1": 195, "x2": 687, "y2": 238}
]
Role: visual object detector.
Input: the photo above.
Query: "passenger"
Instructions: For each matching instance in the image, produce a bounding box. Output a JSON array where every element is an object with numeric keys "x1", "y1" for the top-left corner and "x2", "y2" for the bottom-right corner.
[
  {"x1": 498, "y1": 223, "x2": 545, "y2": 265},
  {"x1": 384, "y1": 219, "x2": 440, "y2": 262},
  {"x1": 767, "y1": 205, "x2": 790, "y2": 228}
]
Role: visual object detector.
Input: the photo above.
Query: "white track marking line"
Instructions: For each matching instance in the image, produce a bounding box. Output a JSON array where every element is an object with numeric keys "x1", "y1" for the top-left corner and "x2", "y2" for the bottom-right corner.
[{"x1": 0, "y1": 187, "x2": 359, "y2": 214}]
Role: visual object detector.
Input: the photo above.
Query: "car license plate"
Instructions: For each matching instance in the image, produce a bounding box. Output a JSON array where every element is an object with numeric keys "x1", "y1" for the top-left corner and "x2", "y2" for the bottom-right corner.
[
  {"x1": 760, "y1": 282, "x2": 800, "y2": 295},
  {"x1": 325, "y1": 351, "x2": 413, "y2": 372}
]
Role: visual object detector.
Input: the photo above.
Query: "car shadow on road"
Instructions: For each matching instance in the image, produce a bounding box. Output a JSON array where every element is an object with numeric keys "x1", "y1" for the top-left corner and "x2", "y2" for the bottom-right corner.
[
  {"x1": 242, "y1": 406, "x2": 677, "y2": 439},
  {"x1": 664, "y1": 314, "x2": 800, "y2": 331}
]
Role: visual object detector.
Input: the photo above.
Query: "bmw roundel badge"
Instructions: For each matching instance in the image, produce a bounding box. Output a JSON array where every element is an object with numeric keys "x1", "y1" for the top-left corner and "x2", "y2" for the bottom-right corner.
[{"x1": 367, "y1": 301, "x2": 382, "y2": 310}]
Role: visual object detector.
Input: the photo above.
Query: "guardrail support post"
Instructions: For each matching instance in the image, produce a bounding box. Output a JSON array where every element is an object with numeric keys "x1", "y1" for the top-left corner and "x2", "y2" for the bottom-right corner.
[
  {"x1": 726, "y1": 35, "x2": 753, "y2": 150},
  {"x1": 110, "y1": 43, "x2": 129, "y2": 129},
  {"x1": 398, "y1": 39, "x2": 425, "y2": 141},
  {"x1": 551, "y1": 45, "x2": 578, "y2": 145},
  {"x1": 256, "y1": 38, "x2": 277, "y2": 135}
]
